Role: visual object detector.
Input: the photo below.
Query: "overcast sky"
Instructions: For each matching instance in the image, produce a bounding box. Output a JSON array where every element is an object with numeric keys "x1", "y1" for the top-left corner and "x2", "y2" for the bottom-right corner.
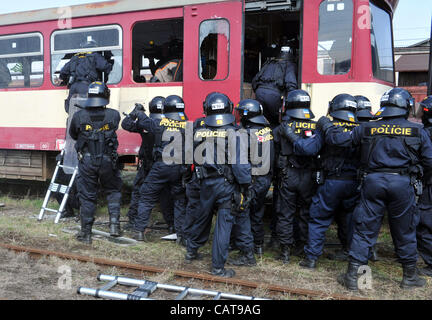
[{"x1": 0, "y1": 0, "x2": 430, "y2": 48}]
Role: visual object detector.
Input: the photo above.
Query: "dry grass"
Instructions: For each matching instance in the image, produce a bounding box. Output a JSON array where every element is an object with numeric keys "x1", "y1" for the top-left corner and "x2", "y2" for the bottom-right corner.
[{"x1": 0, "y1": 195, "x2": 431, "y2": 300}]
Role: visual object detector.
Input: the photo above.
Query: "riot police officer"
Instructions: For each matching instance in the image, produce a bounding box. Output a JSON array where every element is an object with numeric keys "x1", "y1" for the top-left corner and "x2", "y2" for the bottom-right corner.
[
  {"x1": 121, "y1": 96, "x2": 174, "y2": 233},
  {"x1": 60, "y1": 40, "x2": 113, "y2": 113},
  {"x1": 354, "y1": 95, "x2": 374, "y2": 123},
  {"x1": 192, "y1": 92, "x2": 252, "y2": 277},
  {"x1": 297, "y1": 94, "x2": 361, "y2": 269},
  {"x1": 272, "y1": 89, "x2": 318, "y2": 263},
  {"x1": 320, "y1": 88, "x2": 432, "y2": 290},
  {"x1": 229, "y1": 99, "x2": 273, "y2": 263},
  {"x1": 252, "y1": 46, "x2": 298, "y2": 127},
  {"x1": 69, "y1": 82, "x2": 122, "y2": 244},
  {"x1": 416, "y1": 96, "x2": 432, "y2": 277},
  {"x1": 132, "y1": 95, "x2": 187, "y2": 243}
]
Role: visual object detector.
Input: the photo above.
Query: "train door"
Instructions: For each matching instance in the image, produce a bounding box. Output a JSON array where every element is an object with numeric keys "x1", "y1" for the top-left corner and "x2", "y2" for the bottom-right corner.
[
  {"x1": 243, "y1": 0, "x2": 302, "y2": 99},
  {"x1": 183, "y1": 1, "x2": 243, "y2": 120}
]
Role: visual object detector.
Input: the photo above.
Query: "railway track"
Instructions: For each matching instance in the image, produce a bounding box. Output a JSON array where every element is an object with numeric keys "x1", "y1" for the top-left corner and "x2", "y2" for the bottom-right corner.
[{"x1": 0, "y1": 242, "x2": 367, "y2": 301}]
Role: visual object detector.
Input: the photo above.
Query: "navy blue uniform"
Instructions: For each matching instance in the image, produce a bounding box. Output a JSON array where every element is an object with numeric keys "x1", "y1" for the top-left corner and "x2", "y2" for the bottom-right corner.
[
  {"x1": 231, "y1": 123, "x2": 274, "y2": 251},
  {"x1": 194, "y1": 124, "x2": 251, "y2": 270},
  {"x1": 252, "y1": 59, "x2": 297, "y2": 127},
  {"x1": 326, "y1": 117, "x2": 432, "y2": 265},
  {"x1": 69, "y1": 107, "x2": 122, "y2": 232},
  {"x1": 273, "y1": 119, "x2": 318, "y2": 250},
  {"x1": 121, "y1": 115, "x2": 174, "y2": 229},
  {"x1": 294, "y1": 121, "x2": 361, "y2": 262},
  {"x1": 60, "y1": 52, "x2": 113, "y2": 113},
  {"x1": 133, "y1": 113, "x2": 186, "y2": 238}
]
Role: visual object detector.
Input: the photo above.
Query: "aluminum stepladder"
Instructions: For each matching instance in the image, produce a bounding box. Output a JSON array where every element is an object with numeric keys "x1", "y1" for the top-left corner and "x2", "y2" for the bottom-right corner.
[
  {"x1": 37, "y1": 149, "x2": 79, "y2": 224},
  {"x1": 78, "y1": 274, "x2": 270, "y2": 300}
]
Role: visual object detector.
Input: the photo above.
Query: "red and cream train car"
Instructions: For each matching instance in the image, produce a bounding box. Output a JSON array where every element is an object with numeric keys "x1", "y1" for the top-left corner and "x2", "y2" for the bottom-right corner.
[{"x1": 0, "y1": 0, "x2": 398, "y2": 180}]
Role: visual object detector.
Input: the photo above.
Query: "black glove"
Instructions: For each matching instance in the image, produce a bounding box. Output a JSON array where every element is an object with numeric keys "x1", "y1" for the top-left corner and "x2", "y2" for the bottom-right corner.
[
  {"x1": 281, "y1": 122, "x2": 299, "y2": 143},
  {"x1": 317, "y1": 116, "x2": 333, "y2": 133},
  {"x1": 129, "y1": 103, "x2": 145, "y2": 120},
  {"x1": 232, "y1": 184, "x2": 252, "y2": 216}
]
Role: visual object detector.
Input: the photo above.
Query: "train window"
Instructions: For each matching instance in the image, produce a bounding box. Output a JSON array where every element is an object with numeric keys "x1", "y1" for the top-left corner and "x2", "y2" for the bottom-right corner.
[
  {"x1": 317, "y1": 0, "x2": 353, "y2": 75},
  {"x1": 0, "y1": 33, "x2": 43, "y2": 88},
  {"x1": 199, "y1": 19, "x2": 230, "y2": 81},
  {"x1": 51, "y1": 25, "x2": 123, "y2": 86},
  {"x1": 370, "y1": 2, "x2": 394, "y2": 83},
  {"x1": 132, "y1": 19, "x2": 183, "y2": 83}
]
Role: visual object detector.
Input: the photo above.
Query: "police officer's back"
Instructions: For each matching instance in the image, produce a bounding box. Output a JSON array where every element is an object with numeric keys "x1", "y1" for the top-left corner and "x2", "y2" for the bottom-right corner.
[
  {"x1": 60, "y1": 40, "x2": 113, "y2": 113},
  {"x1": 69, "y1": 82, "x2": 122, "y2": 244},
  {"x1": 320, "y1": 88, "x2": 432, "y2": 290},
  {"x1": 252, "y1": 46, "x2": 298, "y2": 127}
]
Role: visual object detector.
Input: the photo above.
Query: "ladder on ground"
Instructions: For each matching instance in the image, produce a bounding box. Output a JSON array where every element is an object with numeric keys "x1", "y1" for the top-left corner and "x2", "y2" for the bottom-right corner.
[
  {"x1": 78, "y1": 274, "x2": 270, "y2": 300},
  {"x1": 38, "y1": 149, "x2": 78, "y2": 224}
]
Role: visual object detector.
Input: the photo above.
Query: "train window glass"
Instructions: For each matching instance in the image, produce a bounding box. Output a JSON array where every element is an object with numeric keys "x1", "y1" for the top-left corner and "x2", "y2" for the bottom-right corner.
[
  {"x1": 199, "y1": 19, "x2": 230, "y2": 81},
  {"x1": 370, "y1": 2, "x2": 394, "y2": 83},
  {"x1": 0, "y1": 33, "x2": 43, "y2": 88},
  {"x1": 132, "y1": 19, "x2": 183, "y2": 83},
  {"x1": 317, "y1": 0, "x2": 353, "y2": 75},
  {"x1": 51, "y1": 25, "x2": 123, "y2": 86}
]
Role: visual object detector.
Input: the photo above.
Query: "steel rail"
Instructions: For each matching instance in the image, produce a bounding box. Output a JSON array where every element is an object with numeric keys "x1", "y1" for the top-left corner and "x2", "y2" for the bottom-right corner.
[{"x1": 0, "y1": 242, "x2": 367, "y2": 300}]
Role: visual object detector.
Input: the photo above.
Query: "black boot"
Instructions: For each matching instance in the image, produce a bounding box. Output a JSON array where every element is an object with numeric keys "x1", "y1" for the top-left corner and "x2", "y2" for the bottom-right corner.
[
  {"x1": 369, "y1": 245, "x2": 380, "y2": 262},
  {"x1": 211, "y1": 267, "x2": 236, "y2": 278},
  {"x1": 76, "y1": 221, "x2": 92, "y2": 244},
  {"x1": 185, "y1": 249, "x2": 203, "y2": 263},
  {"x1": 132, "y1": 230, "x2": 147, "y2": 241},
  {"x1": 337, "y1": 261, "x2": 362, "y2": 291},
  {"x1": 419, "y1": 265, "x2": 432, "y2": 277},
  {"x1": 227, "y1": 250, "x2": 257, "y2": 266},
  {"x1": 327, "y1": 249, "x2": 348, "y2": 261},
  {"x1": 299, "y1": 258, "x2": 317, "y2": 269},
  {"x1": 176, "y1": 235, "x2": 187, "y2": 247},
  {"x1": 278, "y1": 245, "x2": 290, "y2": 264},
  {"x1": 254, "y1": 243, "x2": 264, "y2": 256},
  {"x1": 400, "y1": 264, "x2": 426, "y2": 289},
  {"x1": 109, "y1": 215, "x2": 121, "y2": 237}
]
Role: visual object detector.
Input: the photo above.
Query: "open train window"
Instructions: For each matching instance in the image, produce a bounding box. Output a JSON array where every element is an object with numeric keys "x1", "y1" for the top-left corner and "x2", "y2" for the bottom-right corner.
[
  {"x1": 0, "y1": 32, "x2": 43, "y2": 89},
  {"x1": 132, "y1": 19, "x2": 183, "y2": 83},
  {"x1": 51, "y1": 25, "x2": 123, "y2": 86},
  {"x1": 317, "y1": 0, "x2": 353, "y2": 75}
]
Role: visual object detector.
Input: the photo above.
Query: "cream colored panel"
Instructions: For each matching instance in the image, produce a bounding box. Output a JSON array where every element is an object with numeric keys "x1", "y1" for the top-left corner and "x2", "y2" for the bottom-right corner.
[
  {"x1": 0, "y1": 86, "x2": 182, "y2": 128},
  {"x1": 302, "y1": 82, "x2": 393, "y2": 118}
]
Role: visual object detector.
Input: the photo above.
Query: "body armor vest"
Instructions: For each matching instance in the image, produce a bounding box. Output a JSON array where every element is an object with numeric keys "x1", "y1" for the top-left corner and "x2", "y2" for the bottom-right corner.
[
  {"x1": 320, "y1": 120, "x2": 360, "y2": 176},
  {"x1": 152, "y1": 117, "x2": 186, "y2": 162}
]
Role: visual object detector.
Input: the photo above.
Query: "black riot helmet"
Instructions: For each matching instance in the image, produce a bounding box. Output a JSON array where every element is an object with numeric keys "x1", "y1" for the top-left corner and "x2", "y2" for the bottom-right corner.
[
  {"x1": 283, "y1": 89, "x2": 314, "y2": 120},
  {"x1": 328, "y1": 94, "x2": 357, "y2": 123},
  {"x1": 85, "y1": 81, "x2": 110, "y2": 107},
  {"x1": 375, "y1": 88, "x2": 415, "y2": 119},
  {"x1": 163, "y1": 95, "x2": 187, "y2": 121},
  {"x1": 203, "y1": 92, "x2": 235, "y2": 127},
  {"x1": 149, "y1": 96, "x2": 165, "y2": 120},
  {"x1": 420, "y1": 96, "x2": 432, "y2": 126},
  {"x1": 354, "y1": 95, "x2": 374, "y2": 122},
  {"x1": 235, "y1": 99, "x2": 269, "y2": 126}
]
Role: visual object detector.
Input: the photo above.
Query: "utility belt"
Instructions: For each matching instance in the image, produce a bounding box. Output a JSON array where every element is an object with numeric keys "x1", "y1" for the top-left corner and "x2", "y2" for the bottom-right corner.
[
  {"x1": 277, "y1": 155, "x2": 313, "y2": 173},
  {"x1": 78, "y1": 150, "x2": 119, "y2": 170},
  {"x1": 195, "y1": 165, "x2": 234, "y2": 183}
]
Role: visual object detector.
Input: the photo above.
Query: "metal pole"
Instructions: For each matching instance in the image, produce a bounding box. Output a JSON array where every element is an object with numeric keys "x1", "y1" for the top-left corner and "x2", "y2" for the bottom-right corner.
[
  {"x1": 77, "y1": 287, "x2": 153, "y2": 300},
  {"x1": 428, "y1": 16, "x2": 432, "y2": 96}
]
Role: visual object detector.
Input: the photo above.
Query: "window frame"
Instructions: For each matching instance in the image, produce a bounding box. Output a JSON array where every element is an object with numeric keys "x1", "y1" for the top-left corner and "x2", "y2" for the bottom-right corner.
[
  {"x1": 0, "y1": 31, "x2": 44, "y2": 89},
  {"x1": 50, "y1": 24, "x2": 123, "y2": 86},
  {"x1": 198, "y1": 18, "x2": 230, "y2": 82}
]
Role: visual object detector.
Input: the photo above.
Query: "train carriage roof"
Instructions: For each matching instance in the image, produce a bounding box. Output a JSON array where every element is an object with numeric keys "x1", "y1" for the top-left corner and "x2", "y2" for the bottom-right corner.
[{"x1": 0, "y1": 0, "x2": 398, "y2": 27}]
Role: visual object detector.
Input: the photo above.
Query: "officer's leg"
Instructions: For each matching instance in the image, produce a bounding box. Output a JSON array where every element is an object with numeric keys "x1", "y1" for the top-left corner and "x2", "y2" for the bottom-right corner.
[
  {"x1": 170, "y1": 173, "x2": 187, "y2": 246},
  {"x1": 417, "y1": 206, "x2": 432, "y2": 276},
  {"x1": 99, "y1": 157, "x2": 123, "y2": 237},
  {"x1": 276, "y1": 169, "x2": 301, "y2": 264},
  {"x1": 125, "y1": 164, "x2": 146, "y2": 230},
  {"x1": 76, "y1": 157, "x2": 98, "y2": 244},
  {"x1": 386, "y1": 175, "x2": 425, "y2": 288},
  {"x1": 183, "y1": 177, "x2": 202, "y2": 245},
  {"x1": 211, "y1": 180, "x2": 236, "y2": 277},
  {"x1": 159, "y1": 185, "x2": 174, "y2": 233},
  {"x1": 255, "y1": 88, "x2": 282, "y2": 127},
  {"x1": 228, "y1": 209, "x2": 256, "y2": 267},
  {"x1": 134, "y1": 162, "x2": 168, "y2": 240},
  {"x1": 301, "y1": 180, "x2": 343, "y2": 268}
]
